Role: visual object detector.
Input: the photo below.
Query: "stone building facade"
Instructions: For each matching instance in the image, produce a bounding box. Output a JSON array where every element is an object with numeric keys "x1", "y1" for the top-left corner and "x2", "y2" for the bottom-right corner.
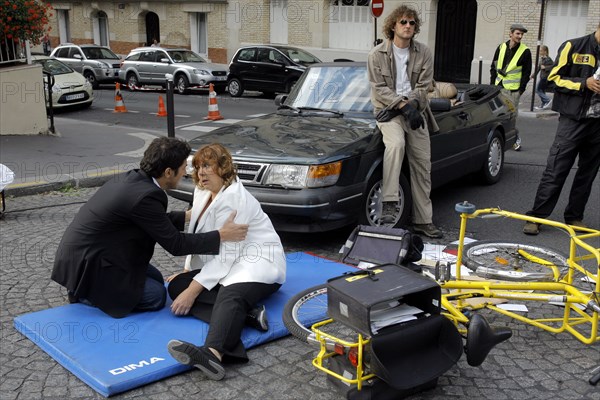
[{"x1": 45, "y1": 0, "x2": 599, "y2": 83}]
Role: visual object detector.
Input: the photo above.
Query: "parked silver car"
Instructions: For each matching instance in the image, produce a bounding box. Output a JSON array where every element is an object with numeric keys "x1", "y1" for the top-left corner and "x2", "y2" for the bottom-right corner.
[
  {"x1": 118, "y1": 47, "x2": 228, "y2": 94},
  {"x1": 50, "y1": 44, "x2": 121, "y2": 89}
]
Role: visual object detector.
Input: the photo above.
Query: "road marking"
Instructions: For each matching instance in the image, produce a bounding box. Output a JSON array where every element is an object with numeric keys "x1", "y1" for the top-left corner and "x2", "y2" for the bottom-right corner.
[
  {"x1": 245, "y1": 113, "x2": 267, "y2": 118},
  {"x1": 104, "y1": 108, "x2": 139, "y2": 113},
  {"x1": 180, "y1": 126, "x2": 219, "y2": 132},
  {"x1": 213, "y1": 119, "x2": 243, "y2": 124},
  {"x1": 115, "y1": 132, "x2": 158, "y2": 158}
]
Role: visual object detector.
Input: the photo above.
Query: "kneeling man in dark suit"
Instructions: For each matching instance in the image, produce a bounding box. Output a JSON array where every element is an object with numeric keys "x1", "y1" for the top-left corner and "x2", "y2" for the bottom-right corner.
[{"x1": 51, "y1": 137, "x2": 249, "y2": 318}]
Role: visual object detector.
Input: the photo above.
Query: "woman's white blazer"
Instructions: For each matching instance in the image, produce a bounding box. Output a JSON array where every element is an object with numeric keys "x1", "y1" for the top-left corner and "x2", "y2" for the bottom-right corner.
[{"x1": 184, "y1": 178, "x2": 286, "y2": 290}]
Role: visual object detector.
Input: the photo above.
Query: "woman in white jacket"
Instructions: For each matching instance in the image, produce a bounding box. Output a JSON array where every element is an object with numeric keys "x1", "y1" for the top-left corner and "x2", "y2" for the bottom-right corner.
[{"x1": 167, "y1": 143, "x2": 286, "y2": 381}]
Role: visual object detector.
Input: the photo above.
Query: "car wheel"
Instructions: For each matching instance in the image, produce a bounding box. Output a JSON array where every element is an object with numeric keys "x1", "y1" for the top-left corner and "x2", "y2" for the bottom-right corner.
[
  {"x1": 228, "y1": 78, "x2": 244, "y2": 97},
  {"x1": 84, "y1": 72, "x2": 98, "y2": 89},
  {"x1": 175, "y1": 74, "x2": 189, "y2": 95},
  {"x1": 359, "y1": 171, "x2": 412, "y2": 228},
  {"x1": 480, "y1": 130, "x2": 504, "y2": 184},
  {"x1": 126, "y1": 73, "x2": 139, "y2": 91}
]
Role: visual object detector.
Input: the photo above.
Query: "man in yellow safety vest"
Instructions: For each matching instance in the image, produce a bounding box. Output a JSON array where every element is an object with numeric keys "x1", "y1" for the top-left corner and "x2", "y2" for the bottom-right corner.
[{"x1": 490, "y1": 23, "x2": 532, "y2": 151}]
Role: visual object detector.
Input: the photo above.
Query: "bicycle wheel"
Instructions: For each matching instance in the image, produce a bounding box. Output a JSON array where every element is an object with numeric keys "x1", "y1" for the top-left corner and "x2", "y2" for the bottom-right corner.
[
  {"x1": 462, "y1": 240, "x2": 569, "y2": 281},
  {"x1": 282, "y1": 284, "x2": 328, "y2": 343}
]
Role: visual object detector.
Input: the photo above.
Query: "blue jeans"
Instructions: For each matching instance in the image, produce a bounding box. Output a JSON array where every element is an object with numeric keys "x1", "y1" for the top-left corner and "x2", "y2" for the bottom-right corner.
[
  {"x1": 134, "y1": 264, "x2": 167, "y2": 311},
  {"x1": 76, "y1": 264, "x2": 166, "y2": 312},
  {"x1": 536, "y1": 78, "x2": 550, "y2": 105}
]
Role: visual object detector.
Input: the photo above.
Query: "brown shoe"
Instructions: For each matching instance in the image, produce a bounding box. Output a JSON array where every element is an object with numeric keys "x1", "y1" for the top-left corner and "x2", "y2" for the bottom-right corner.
[
  {"x1": 523, "y1": 222, "x2": 540, "y2": 235},
  {"x1": 565, "y1": 220, "x2": 587, "y2": 229},
  {"x1": 413, "y1": 223, "x2": 443, "y2": 239}
]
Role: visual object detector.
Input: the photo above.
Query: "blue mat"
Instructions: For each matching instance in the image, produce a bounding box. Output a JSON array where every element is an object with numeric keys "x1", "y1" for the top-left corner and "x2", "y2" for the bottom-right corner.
[{"x1": 14, "y1": 252, "x2": 353, "y2": 397}]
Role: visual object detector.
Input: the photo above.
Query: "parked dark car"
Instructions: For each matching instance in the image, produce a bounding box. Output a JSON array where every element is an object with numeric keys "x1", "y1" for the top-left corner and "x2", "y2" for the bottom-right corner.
[
  {"x1": 227, "y1": 45, "x2": 321, "y2": 97},
  {"x1": 168, "y1": 62, "x2": 518, "y2": 233}
]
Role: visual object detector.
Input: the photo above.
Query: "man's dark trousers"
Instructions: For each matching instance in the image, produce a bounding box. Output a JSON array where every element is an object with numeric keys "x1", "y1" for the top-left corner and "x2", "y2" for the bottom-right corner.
[{"x1": 527, "y1": 116, "x2": 600, "y2": 221}]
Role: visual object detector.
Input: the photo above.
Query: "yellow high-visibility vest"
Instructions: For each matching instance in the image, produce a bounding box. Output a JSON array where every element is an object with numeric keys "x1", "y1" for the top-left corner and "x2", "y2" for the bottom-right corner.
[{"x1": 495, "y1": 42, "x2": 528, "y2": 90}]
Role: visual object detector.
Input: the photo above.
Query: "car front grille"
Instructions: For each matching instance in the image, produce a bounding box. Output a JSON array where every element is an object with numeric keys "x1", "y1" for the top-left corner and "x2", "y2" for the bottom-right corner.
[
  {"x1": 212, "y1": 71, "x2": 227, "y2": 77},
  {"x1": 234, "y1": 161, "x2": 268, "y2": 184}
]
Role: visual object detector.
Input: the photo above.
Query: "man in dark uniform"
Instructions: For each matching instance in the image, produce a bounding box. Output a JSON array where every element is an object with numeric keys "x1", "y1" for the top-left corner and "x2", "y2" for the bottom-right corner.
[{"x1": 523, "y1": 23, "x2": 600, "y2": 235}]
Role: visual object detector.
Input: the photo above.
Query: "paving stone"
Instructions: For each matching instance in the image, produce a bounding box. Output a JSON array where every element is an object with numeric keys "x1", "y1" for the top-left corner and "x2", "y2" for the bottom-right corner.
[{"x1": 1, "y1": 188, "x2": 599, "y2": 399}]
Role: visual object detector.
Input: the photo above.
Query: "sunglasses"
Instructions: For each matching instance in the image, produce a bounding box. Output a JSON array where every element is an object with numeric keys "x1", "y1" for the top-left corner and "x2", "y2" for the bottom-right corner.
[{"x1": 400, "y1": 19, "x2": 416, "y2": 26}]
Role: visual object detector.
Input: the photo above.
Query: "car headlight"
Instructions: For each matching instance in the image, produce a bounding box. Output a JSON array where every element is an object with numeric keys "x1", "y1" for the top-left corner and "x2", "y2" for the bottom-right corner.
[
  {"x1": 52, "y1": 85, "x2": 62, "y2": 94},
  {"x1": 193, "y1": 69, "x2": 210, "y2": 76},
  {"x1": 185, "y1": 155, "x2": 194, "y2": 176},
  {"x1": 83, "y1": 80, "x2": 92, "y2": 89},
  {"x1": 264, "y1": 162, "x2": 341, "y2": 188}
]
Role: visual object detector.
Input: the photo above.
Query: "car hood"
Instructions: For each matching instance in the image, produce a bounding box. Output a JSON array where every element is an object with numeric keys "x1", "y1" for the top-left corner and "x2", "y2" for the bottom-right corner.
[
  {"x1": 49, "y1": 72, "x2": 88, "y2": 89},
  {"x1": 188, "y1": 113, "x2": 377, "y2": 163}
]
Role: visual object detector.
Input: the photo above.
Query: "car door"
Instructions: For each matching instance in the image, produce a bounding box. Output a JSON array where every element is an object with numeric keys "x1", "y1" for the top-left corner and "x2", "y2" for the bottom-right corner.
[
  {"x1": 430, "y1": 90, "x2": 492, "y2": 186},
  {"x1": 253, "y1": 48, "x2": 287, "y2": 91},
  {"x1": 135, "y1": 50, "x2": 158, "y2": 83},
  {"x1": 152, "y1": 50, "x2": 173, "y2": 84},
  {"x1": 232, "y1": 48, "x2": 257, "y2": 89}
]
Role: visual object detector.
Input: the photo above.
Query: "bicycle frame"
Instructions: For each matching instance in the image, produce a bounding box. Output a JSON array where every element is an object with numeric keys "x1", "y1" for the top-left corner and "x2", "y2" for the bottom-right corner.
[{"x1": 441, "y1": 206, "x2": 600, "y2": 344}]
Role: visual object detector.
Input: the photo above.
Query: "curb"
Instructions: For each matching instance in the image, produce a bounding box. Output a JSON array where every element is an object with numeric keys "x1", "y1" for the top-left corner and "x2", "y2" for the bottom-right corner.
[{"x1": 4, "y1": 166, "x2": 135, "y2": 198}]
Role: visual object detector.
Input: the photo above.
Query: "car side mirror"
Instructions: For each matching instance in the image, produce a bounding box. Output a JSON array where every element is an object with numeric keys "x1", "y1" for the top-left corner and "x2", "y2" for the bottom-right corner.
[
  {"x1": 160, "y1": 58, "x2": 170, "y2": 63},
  {"x1": 73, "y1": 54, "x2": 82, "y2": 60},
  {"x1": 274, "y1": 94, "x2": 287, "y2": 107}
]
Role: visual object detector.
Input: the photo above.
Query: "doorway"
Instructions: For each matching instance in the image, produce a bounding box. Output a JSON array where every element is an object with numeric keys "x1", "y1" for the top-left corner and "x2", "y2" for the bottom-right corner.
[
  {"x1": 433, "y1": 0, "x2": 477, "y2": 83},
  {"x1": 145, "y1": 12, "x2": 160, "y2": 46}
]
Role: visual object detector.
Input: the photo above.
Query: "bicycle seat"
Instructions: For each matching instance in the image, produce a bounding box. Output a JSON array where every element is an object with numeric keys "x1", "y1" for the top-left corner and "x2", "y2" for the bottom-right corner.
[{"x1": 465, "y1": 314, "x2": 512, "y2": 366}]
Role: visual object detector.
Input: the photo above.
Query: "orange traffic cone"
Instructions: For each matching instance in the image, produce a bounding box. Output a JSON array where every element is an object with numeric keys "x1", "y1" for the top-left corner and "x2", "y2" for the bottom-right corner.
[
  {"x1": 204, "y1": 83, "x2": 224, "y2": 121},
  {"x1": 113, "y1": 82, "x2": 127, "y2": 113},
  {"x1": 157, "y1": 95, "x2": 167, "y2": 117}
]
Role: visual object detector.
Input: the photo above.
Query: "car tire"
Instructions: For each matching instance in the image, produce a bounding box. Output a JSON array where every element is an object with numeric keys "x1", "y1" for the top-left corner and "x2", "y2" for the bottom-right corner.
[
  {"x1": 359, "y1": 171, "x2": 412, "y2": 228},
  {"x1": 84, "y1": 71, "x2": 98, "y2": 89},
  {"x1": 175, "y1": 74, "x2": 189, "y2": 95},
  {"x1": 126, "y1": 73, "x2": 139, "y2": 91},
  {"x1": 228, "y1": 78, "x2": 244, "y2": 97},
  {"x1": 480, "y1": 129, "x2": 504, "y2": 184}
]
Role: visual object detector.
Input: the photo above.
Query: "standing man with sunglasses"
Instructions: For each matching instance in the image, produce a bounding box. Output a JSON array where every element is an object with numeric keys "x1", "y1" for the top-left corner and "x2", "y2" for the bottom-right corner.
[
  {"x1": 367, "y1": 4, "x2": 442, "y2": 239},
  {"x1": 490, "y1": 23, "x2": 532, "y2": 151}
]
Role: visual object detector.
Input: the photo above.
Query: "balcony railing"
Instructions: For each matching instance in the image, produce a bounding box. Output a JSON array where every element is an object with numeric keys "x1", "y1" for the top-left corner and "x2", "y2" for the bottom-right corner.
[{"x1": 0, "y1": 38, "x2": 30, "y2": 66}]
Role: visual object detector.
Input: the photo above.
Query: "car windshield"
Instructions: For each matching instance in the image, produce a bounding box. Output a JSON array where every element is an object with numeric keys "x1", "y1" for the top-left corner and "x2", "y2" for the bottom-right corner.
[
  {"x1": 279, "y1": 48, "x2": 321, "y2": 64},
  {"x1": 36, "y1": 58, "x2": 74, "y2": 75},
  {"x1": 285, "y1": 65, "x2": 373, "y2": 113},
  {"x1": 167, "y1": 50, "x2": 206, "y2": 63},
  {"x1": 82, "y1": 47, "x2": 119, "y2": 59}
]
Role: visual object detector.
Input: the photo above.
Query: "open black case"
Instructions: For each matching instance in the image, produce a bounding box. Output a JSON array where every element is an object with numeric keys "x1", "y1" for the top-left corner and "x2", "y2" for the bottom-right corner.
[{"x1": 327, "y1": 225, "x2": 463, "y2": 398}]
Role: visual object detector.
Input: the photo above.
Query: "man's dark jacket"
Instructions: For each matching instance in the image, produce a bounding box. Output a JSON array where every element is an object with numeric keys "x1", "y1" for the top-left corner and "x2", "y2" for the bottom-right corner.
[
  {"x1": 548, "y1": 31, "x2": 600, "y2": 120},
  {"x1": 51, "y1": 170, "x2": 220, "y2": 318}
]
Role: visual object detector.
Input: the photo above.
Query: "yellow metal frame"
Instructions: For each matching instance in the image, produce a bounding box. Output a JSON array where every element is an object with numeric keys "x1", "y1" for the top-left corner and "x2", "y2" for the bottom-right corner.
[
  {"x1": 442, "y1": 207, "x2": 599, "y2": 344},
  {"x1": 310, "y1": 319, "x2": 376, "y2": 390},
  {"x1": 307, "y1": 206, "x2": 598, "y2": 391}
]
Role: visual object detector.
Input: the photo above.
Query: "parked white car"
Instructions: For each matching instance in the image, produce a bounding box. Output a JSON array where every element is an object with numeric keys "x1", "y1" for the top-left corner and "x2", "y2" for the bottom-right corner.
[
  {"x1": 118, "y1": 47, "x2": 228, "y2": 94},
  {"x1": 32, "y1": 55, "x2": 93, "y2": 109}
]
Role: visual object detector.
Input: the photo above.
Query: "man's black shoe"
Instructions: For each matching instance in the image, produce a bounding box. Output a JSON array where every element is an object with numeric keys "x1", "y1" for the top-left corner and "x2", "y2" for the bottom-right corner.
[
  {"x1": 167, "y1": 340, "x2": 225, "y2": 380},
  {"x1": 246, "y1": 304, "x2": 269, "y2": 332}
]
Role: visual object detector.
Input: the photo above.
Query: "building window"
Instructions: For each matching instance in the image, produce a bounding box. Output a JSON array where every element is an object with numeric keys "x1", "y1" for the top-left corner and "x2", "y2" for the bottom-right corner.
[
  {"x1": 57, "y1": 9, "x2": 71, "y2": 43},
  {"x1": 93, "y1": 11, "x2": 109, "y2": 46}
]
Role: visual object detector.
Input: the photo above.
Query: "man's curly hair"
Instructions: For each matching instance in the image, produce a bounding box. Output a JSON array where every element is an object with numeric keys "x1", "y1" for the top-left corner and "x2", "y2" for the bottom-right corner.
[{"x1": 382, "y1": 5, "x2": 421, "y2": 40}]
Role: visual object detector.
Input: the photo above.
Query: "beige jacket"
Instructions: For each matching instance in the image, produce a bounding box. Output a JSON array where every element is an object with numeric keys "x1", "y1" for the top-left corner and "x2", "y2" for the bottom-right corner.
[{"x1": 367, "y1": 38, "x2": 439, "y2": 132}]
